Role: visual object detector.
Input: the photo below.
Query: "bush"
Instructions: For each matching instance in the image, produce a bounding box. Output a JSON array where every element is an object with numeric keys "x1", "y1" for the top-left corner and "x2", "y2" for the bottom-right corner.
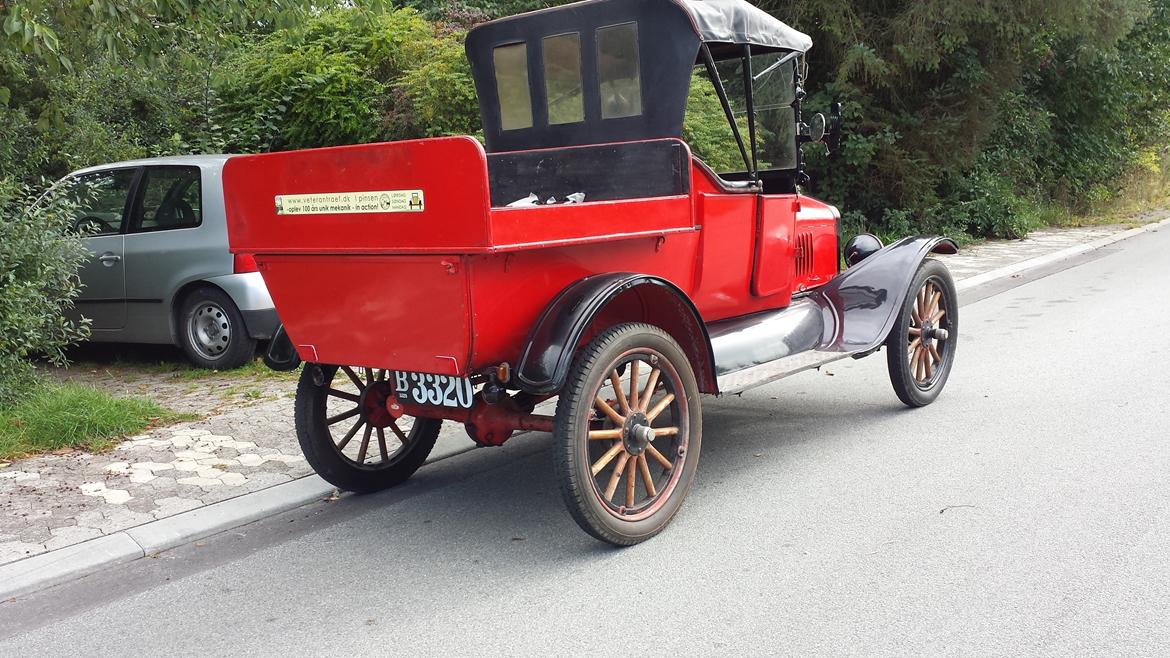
[
  {"x1": 213, "y1": 7, "x2": 471, "y2": 152},
  {"x1": 391, "y1": 32, "x2": 482, "y2": 139},
  {"x1": 0, "y1": 179, "x2": 90, "y2": 406}
]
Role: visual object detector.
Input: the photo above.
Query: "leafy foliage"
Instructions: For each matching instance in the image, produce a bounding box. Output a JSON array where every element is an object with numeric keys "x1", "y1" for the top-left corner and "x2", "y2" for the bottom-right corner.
[
  {"x1": 0, "y1": 0, "x2": 312, "y2": 108},
  {"x1": 2, "y1": 0, "x2": 1169, "y2": 242},
  {"x1": 764, "y1": 0, "x2": 1170, "y2": 238},
  {"x1": 1, "y1": 45, "x2": 222, "y2": 182},
  {"x1": 0, "y1": 180, "x2": 90, "y2": 406},
  {"x1": 213, "y1": 6, "x2": 480, "y2": 152}
]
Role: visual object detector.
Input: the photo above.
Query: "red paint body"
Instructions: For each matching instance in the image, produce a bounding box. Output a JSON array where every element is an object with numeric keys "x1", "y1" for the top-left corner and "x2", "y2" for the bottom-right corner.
[{"x1": 224, "y1": 136, "x2": 840, "y2": 379}]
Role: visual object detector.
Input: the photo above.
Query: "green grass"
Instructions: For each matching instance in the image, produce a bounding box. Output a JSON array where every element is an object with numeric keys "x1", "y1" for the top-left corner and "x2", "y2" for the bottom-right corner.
[
  {"x1": 0, "y1": 382, "x2": 197, "y2": 461},
  {"x1": 140, "y1": 357, "x2": 300, "y2": 382}
]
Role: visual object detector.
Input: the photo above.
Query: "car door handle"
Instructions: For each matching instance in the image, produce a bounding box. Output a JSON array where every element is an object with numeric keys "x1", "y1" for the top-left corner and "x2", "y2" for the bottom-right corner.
[{"x1": 98, "y1": 253, "x2": 122, "y2": 265}]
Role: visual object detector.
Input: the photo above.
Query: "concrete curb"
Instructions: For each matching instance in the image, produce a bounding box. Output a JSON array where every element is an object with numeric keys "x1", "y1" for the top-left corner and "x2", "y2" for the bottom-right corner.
[
  {"x1": 1, "y1": 444, "x2": 477, "y2": 601},
  {"x1": 955, "y1": 215, "x2": 1170, "y2": 292},
  {"x1": 3, "y1": 215, "x2": 1167, "y2": 601}
]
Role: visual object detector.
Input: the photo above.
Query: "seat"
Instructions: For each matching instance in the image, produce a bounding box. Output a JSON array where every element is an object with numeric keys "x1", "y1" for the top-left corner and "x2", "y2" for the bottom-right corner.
[{"x1": 692, "y1": 157, "x2": 757, "y2": 194}]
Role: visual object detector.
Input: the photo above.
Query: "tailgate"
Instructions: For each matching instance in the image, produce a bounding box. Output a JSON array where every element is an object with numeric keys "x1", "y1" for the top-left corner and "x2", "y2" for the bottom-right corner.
[{"x1": 257, "y1": 254, "x2": 471, "y2": 376}]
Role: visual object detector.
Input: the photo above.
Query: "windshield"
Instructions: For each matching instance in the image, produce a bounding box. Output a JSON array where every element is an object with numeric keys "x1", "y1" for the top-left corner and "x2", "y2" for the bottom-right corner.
[{"x1": 714, "y1": 53, "x2": 798, "y2": 172}]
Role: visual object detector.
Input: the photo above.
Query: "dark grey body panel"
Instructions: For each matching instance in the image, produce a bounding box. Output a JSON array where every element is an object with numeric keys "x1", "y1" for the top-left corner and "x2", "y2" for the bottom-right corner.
[
  {"x1": 487, "y1": 139, "x2": 691, "y2": 207},
  {"x1": 710, "y1": 236, "x2": 958, "y2": 391},
  {"x1": 514, "y1": 237, "x2": 955, "y2": 396},
  {"x1": 811, "y1": 235, "x2": 957, "y2": 353},
  {"x1": 515, "y1": 273, "x2": 715, "y2": 394},
  {"x1": 241, "y1": 309, "x2": 280, "y2": 341}
]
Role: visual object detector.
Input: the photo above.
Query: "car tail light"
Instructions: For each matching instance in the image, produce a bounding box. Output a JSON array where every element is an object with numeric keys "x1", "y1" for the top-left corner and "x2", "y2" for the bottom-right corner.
[{"x1": 234, "y1": 254, "x2": 259, "y2": 273}]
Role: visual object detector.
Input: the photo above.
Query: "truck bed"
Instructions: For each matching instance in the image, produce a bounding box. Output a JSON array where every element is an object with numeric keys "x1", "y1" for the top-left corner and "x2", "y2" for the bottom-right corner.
[{"x1": 222, "y1": 136, "x2": 702, "y2": 375}]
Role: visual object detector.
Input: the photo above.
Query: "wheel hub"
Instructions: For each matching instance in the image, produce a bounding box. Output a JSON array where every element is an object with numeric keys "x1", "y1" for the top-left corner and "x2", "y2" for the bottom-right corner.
[
  {"x1": 359, "y1": 382, "x2": 395, "y2": 428},
  {"x1": 622, "y1": 412, "x2": 654, "y2": 456},
  {"x1": 189, "y1": 303, "x2": 230, "y2": 357}
]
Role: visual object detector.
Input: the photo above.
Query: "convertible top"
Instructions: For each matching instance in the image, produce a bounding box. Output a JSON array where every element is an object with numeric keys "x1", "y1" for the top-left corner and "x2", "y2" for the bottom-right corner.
[
  {"x1": 679, "y1": 0, "x2": 812, "y2": 54},
  {"x1": 466, "y1": 0, "x2": 810, "y2": 152}
]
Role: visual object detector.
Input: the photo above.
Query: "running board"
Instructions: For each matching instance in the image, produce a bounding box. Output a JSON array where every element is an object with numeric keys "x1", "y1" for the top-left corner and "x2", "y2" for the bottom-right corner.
[
  {"x1": 701, "y1": 236, "x2": 958, "y2": 394},
  {"x1": 716, "y1": 351, "x2": 855, "y2": 394},
  {"x1": 708, "y1": 298, "x2": 860, "y2": 394}
]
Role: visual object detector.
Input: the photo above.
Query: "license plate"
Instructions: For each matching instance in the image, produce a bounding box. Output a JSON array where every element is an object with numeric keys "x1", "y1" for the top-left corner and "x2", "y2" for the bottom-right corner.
[{"x1": 393, "y1": 371, "x2": 475, "y2": 409}]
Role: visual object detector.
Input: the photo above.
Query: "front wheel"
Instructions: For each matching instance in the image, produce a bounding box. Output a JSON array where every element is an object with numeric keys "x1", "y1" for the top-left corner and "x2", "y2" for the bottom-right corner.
[
  {"x1": 885, "y1": 259, "x2": 958, "y2": 407},
  {"x1": 295, "y1": 365, "x2": 441, "y2": 493},
  {"x1": 554, "y1": 323, "x2": 702, "y2": 545}
]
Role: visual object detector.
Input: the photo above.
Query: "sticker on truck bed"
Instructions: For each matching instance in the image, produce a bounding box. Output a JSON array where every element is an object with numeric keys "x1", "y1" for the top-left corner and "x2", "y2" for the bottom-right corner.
[{"x1": 274, "y1": 190, "x2": 424, "y2": 215}]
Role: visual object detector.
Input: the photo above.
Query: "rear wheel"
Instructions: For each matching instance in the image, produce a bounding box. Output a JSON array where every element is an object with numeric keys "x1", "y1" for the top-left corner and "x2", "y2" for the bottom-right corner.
[
  {"x1": 886, "y1": 259, "x2": 958, "y2": 407},
  {"x1": 554, "y1": 323, "x2": 702, "y2": 545},
  {"x1": 295, "y1": 364, "x2": 441, "y2": 493},
  {"x1": 178, "y1": 287, "x2": 256, "y2": 370}
]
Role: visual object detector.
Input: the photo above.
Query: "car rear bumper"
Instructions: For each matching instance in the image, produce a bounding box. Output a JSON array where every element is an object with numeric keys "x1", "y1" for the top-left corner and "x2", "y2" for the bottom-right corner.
[{"x1": 241, "y1": 308, "x2": 280, "y2": 340}]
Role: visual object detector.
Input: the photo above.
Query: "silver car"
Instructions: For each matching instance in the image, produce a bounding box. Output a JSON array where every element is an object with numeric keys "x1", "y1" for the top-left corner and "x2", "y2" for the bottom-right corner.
[{"x1": 50, "y1": 155, "x2": 278, "y2": 369}]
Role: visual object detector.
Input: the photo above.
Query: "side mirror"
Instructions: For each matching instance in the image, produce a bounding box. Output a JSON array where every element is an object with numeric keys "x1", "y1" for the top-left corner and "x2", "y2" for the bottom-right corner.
[
  {"x1": 826, "y1": 101, "x2": 843, "y2": 158},
  {"x1": 808, "y1": 113, "x2": 827, "y2": 143}
]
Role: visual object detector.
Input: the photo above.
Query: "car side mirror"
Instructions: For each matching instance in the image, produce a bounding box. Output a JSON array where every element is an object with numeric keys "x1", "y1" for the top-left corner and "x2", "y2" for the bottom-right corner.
[{"x1": 808, "y1": 113, "x2": 827, "y2": 142}]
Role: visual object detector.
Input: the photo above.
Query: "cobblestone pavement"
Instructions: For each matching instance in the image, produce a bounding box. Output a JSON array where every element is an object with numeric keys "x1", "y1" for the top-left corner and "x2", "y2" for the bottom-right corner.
[{"x1": 0, "y1": 219, "x2": 1163, "y2": 567}]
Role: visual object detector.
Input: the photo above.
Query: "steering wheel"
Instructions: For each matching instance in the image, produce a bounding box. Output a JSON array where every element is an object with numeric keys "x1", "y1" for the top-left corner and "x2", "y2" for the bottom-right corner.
[{"x1": 74, "y1": 215, "x2": 115, "y2": 234}]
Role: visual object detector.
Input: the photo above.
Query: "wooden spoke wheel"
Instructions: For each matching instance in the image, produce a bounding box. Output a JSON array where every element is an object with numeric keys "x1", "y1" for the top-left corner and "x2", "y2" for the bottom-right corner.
[
  {"x1": 554, "y1": 323, "x2": 702, "y2": 545},
  {"x1": 886, "y1": 259, "x2": 958, "y2": 407},
  {"x1": 295, "y1": 364, "x2": 441, "y2": 493}
]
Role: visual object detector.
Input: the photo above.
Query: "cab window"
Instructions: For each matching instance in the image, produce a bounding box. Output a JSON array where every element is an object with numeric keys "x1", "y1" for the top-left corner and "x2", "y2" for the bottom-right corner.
[
  {"x1": 494, "y1": 43, "x2": 534, "y2": 131},
  {"x1": 133, "y1": 166, "x2": 202, "y2": 232},
  {"x1": 62, "y1": 169, "x2": 136, "y2": 236},
  {"x1": 596, "y1": 23, "x2": 642, "y2": 119},
  {"x1": 543, "y1": 33, "x2": 584, "y2": 125}
]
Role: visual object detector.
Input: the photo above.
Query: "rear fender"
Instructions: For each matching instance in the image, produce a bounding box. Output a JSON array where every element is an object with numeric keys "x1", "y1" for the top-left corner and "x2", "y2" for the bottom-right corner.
[
  {"x1": 515, "y1": 274, "x2": 717, "y2": 395},
  {"x1": 812, "y1": 235, "x2": 958, "y2": 352}
]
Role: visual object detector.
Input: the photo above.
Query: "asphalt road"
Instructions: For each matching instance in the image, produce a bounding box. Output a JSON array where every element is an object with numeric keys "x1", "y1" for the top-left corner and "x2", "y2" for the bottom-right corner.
[{"x1": 3, "y1": 228, "x2": 1169, "y2": 656}]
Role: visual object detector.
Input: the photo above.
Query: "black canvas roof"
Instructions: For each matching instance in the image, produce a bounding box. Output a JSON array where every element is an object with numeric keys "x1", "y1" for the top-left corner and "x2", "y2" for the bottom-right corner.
[{"x1": 466, "y1": 0, "x2": 810, "y2": 153}]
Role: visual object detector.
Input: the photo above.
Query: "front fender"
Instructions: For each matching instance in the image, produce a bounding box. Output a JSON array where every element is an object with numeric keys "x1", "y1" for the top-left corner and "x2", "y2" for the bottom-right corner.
[
  {"x1": 812, "y1": 235, "x2": 958, "y2": 352},
  {"x1": 515, "y1": 273, "x2": 717, "y2": 395}
]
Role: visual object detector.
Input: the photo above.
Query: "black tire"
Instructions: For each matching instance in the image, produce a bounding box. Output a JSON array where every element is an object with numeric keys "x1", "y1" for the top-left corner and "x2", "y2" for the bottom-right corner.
[
  {"x1": 885, "y1": 258, "x2": 958, "y2": 407},
  {"x1": 295, "y1": 364, "x2": 441, "y2": 493},
  {"x1": 177, "y1": 287, "x2": 256, "y2": 370},
  {"x1": 554, "y1": 323, "x2": 702, "y2": 545}
]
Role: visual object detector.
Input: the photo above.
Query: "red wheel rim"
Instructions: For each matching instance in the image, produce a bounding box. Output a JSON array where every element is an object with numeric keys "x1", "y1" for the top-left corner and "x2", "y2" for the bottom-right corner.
[{"x1": 322, "y1": 366, "x2": 419, "y2": 469}]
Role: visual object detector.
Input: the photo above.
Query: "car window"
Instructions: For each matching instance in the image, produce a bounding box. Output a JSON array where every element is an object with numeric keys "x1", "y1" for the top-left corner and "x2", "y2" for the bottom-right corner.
[
  {"x1": 61, "y1": 169, "x2": 137, "y2": 236},
  {"x1": 134, "y1": 166, "x2": 202, "y2": 232},
  {"x1": 543, "y1": 33, "x2": 584, "y2": 125},
  {"x1": 494, "y1": 42, "x2": 534, "y2": 131},
  {"x1": 597, "y1": 23, "x2": 642, "y2": 120}
]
